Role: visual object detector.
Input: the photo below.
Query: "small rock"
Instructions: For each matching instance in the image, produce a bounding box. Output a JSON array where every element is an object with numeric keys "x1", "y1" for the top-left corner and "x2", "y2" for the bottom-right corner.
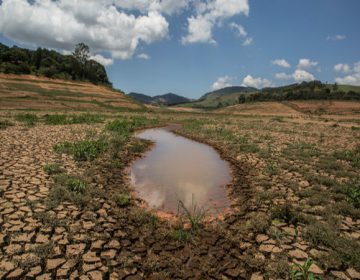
[
  {"x1": 288, "y1": 249, "x2": 308, "y2": 260},
  {"x1": 7, "y1": 268, "x2": 24, "y2": 279},
  {"x1": 83, "y1": 251, "x2": 101, "y2": 263},
  {"x1": 346, "y1": 268, "x2": 360, "y2": 279},
  {"x1": 259, "y1": 244, "x2": 274, "y2": 253},
  {"x1": 46, "y1": 258, "x2": 66, "y2": 271},
  {"x1": 66, "y1": 243, "x2": 86, "y2": 257},
  {"x1": 309, "y1": 264, "x2": 323, "y2": 275},
  {"x1": 88, "y1": 270, "x2": 103, "y2": 280},
  {"x1": 250, "y1": 272, "x2": 264, "y2": 280},
  {"x1": 26, "y1": 266, "x2": 42, "y2": 278},
  {"x1": 256, "y1": 234, "x2": 269, "y2": 243},
  {"x1": 330, "y1": 271, "x2": 350, "y2": 280},
  {"x1": 100, "y1": 250, "x2": 116, "y2": 260}
]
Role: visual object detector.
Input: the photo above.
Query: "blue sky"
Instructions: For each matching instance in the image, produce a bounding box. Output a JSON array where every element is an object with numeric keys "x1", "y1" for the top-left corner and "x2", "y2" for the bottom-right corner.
[{"x1": 0, "y1": 0, "x2": 359, "y2": 98}]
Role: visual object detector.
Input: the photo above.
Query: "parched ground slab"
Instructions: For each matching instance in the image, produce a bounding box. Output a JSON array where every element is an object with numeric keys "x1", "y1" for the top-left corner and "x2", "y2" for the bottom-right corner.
[{"x1": 1, "y1": 112, "x2": 360, "y2": 279}]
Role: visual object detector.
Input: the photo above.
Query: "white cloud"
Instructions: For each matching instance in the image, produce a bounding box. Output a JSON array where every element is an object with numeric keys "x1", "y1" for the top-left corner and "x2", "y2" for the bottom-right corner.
[
  {"x1": 114, "y1": 0, "x2": 189, "y2": 15},
  {"x1": 327, "y1": 34, "x2": 346, "y2": 41},
  {"x1": 212, "y1": 76, "x2": 233, "y2": 90},
  {"x1": 275, "y1": 73, "x2": 292, "y2": 80},
  {"x1": 0, "y1": 0, "x2": 169, "y2": 60},
  {"x1": 292, "y1": 70, "x2": 315, "y2": 82},
  {"x1": 182, "y1": 0, "x2": 249, "y2": 44},
  {"x1": 241, "y1": 75, "x2": 271, "y2": 89},
  {"x1": 335, "y1": 61, "x2": 360, "y2": 86},
  {"x1": 272, "y1": 59, "x2": 290, "y2": 68},
  {"x1": 137, "y1": 53, "x2": 151, "y2": 60},
  {"x1": 181, "y1": 15, "x2": 216, "y2": 44},
  {"x1": 297, "y1": 58, "x2": 318, "y2": 70},
  {"x1": 229, "y1": 22, "x2": 247, "y2": 37},
  {"x1": 242, "y1": 37, "x2": 253, "y2": 46},
  {"x1": 334, "y1": 63, "x2": 351, "y2": 74},
  {"x1": 90, "y1": 54, "x2": 114, "y2": 66}
]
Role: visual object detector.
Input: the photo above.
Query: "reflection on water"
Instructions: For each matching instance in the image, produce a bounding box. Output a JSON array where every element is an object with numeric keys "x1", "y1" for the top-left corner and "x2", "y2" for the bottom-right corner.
[{"x1": 130, "y1": 128, "x2": 232, "y2": 213}]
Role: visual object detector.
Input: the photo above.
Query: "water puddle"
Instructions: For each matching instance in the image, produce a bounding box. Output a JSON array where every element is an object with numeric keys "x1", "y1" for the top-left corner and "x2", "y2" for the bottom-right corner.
[{"x1": 130, "y1": 127, "x2": 232, "y2": 214}]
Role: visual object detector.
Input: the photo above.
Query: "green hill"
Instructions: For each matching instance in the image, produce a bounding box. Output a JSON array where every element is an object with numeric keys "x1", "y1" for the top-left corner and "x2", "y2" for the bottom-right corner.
[
  {"x1": 241, "y1": 81, "x2": 360, "y2": 103},
  {"x1": 181, "y1": 81, "x2": 360, "y2": 109},
  {"x1": 128, "y1": 92, "x2": 190, "y2": 106},
  {"x1": 182, "y1": 86, "x2": 257, "y2": 108},
  {"x1": 0, "y1": 42, "x2": 111, "y2": 86}
]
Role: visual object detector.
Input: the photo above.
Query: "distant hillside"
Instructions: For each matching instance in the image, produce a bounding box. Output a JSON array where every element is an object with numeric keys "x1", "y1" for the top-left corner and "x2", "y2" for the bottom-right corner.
[
  {"x1": 0, "y1": 73, "x2": 142, "y2": 111},
  {"x1": 180, "y1": 82, "x2": 360, "y2": 109},
  {"x1": 181, "y1": 86, "x2": 258, "y2": 109},
  {"x1": 239, "y1": 81, "x2": 360, "y2": 103},
  {"x1": 128, "y1": 92, "x2": 190, "y2": 106},
  {"x1": 199, "y1": 86, "x2": 257, "y2": 101},
  {"x1": 0, "y1": 43, "x2": 111, "y2": 86}
]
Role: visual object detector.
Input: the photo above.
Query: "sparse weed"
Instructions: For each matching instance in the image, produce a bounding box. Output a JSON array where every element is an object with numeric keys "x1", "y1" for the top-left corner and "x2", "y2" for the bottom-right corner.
[
  {"x1": 177, "y1": 198, "x2": 205, "y2": 232},
  {"x1": 53, "y1": 138, "x2": 108, "y2": 161},
  {"x1": 114, "y1": 193, "x2": 131, "y2": 207},
  {"x1": 290, "y1": 258, "x2": 321, "y2": 280},
  {"x1": 271, "y1": 202, "x2": 300, "y2": 226},
  {"x1": 15, "y1": 113, "x2": 38, "y2": 126},
  {"x1": 171, "y1": 228, "x2": 191, "y2": 242},
  {"x1": 43, "y1": 163, "x2": 63, "y2": 175},
  {"x1": 44, "y1": 113, "x2": 104, "y2": 125},
  {"x1": 246, "y1": 212, "x2": 271, "y2": 233}
]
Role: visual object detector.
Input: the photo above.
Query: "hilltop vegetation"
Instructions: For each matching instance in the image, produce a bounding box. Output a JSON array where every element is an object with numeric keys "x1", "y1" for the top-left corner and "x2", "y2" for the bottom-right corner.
[
  {"x1": 0, "y1": 42, "x2": 111, "y2": 86},
  {"x1": 181, "y1": 81, "x2": 360, "y2": 109},
  {"x1": 239, "y1": 81, "x2": 360, "y2": 103}
]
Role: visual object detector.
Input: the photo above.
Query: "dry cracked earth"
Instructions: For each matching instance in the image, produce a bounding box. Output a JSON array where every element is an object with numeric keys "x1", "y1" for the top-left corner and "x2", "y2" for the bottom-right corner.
[{"x1": 1, "y1": 113, "x2": 360, "y2": 280}]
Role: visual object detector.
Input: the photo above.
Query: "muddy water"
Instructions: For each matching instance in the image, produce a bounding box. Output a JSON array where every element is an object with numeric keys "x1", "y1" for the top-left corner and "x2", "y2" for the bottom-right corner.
[{"x1": 130, "y1": 127, "x2": 232, "y2": 214}]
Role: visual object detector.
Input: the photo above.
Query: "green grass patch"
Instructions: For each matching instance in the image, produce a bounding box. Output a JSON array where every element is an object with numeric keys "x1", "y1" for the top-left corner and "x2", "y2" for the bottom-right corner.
[
  {"x1": 333, "y1": 145, "x2": 360, "y2": 168},
  {"x1": 304, "y1": 221, "x2": 360, "y2": 270},
  {"x1": 114, "y1": 193, "x2": 131, "y2": 207},
  {"x1": 53, "y1": 138, "x2": 108, "y2": 161},
  {"x1": 106, "y1": 116, "x2": 159, "y2": 134},
  {"x1": 282, "y1": 141, "x2": 320, "y2": 161},
  {"x1": 15, "y1": 113, "x2": 38, "y2": 126},
  {"x1": 46, "y1": 174, "x2": 99, "y2": 209},
  {"x1": 43, "y1": 163, "x2": 63, "y2": 175}
]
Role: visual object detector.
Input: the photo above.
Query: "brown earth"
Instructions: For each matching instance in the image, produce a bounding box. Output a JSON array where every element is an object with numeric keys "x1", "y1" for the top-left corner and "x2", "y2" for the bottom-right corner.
[{"x1": 0, "y1": 74, "x2": 142, "y2": 111}]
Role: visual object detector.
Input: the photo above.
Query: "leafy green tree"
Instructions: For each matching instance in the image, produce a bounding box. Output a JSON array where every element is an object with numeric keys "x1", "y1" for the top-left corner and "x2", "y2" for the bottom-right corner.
[{"x1": 72, "y1": 43, "x2": 90, "y2": 66}]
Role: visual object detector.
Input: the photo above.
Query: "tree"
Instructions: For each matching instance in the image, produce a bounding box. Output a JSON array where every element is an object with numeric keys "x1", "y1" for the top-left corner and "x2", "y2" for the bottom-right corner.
[
  {"x1": 72, "y1": 43, "x2": 90, "y2": 65},
  {"x1": 72, "y1": 43, "x2": 90, "y2": 79}
]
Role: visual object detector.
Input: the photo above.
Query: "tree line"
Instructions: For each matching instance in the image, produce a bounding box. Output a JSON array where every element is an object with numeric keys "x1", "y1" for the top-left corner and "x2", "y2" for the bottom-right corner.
[
  {"x1": 238, "y1": 81, "x2": 360, "y2": 104},
  {"x1": 0, "y1": 43, "x2": 111, "y2": 86}
]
